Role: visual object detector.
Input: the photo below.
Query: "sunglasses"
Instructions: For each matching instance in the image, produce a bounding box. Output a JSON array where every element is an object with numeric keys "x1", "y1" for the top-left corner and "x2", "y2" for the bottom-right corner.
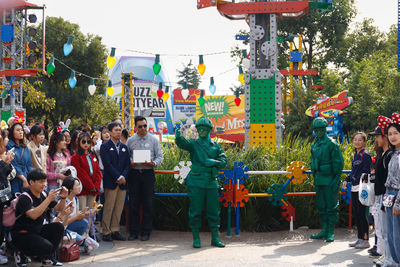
[
  {"x1": 138, "y1": 124, "x2": 147, "y2": 129},
  {"x1": 81, "y1": 139, "x2": 91, "y2": 145}
]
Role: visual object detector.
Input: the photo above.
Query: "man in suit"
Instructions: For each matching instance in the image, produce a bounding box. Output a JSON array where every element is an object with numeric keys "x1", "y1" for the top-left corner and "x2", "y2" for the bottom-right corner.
[{"x1": 100, "y1": 122, "x2": 130, "y2": 242}]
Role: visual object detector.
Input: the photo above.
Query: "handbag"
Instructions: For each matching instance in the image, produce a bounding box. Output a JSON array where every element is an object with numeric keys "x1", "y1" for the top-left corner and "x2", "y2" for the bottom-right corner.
[
  {"x1": 383, "y1": 194, "x2": 396, "y2": 208},
  {"x1": 58, "y1": 232, "x2": 80, "y2": 262},
  {"x1": 358, "y1": 173, "x2": 375, "y2": 206}
]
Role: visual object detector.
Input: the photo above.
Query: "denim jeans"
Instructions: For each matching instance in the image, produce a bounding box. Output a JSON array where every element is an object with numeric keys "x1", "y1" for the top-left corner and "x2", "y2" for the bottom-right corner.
[
  {"x1": 67, "y1": 219, "x2": 88, "y2": 236},
  {"x1": 386, "y1": 189, "x2": 400, "y2": 265}
]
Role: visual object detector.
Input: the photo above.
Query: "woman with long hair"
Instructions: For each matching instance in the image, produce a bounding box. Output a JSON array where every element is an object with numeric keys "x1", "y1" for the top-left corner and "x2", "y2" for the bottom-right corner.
[
  {"x1": 343, "y1": 131, "x2": 372, "y2": 249},
  {"x1": 71, "y1": 132, "x2": 102, "y2": 210},
  {"x1": 27, "y1": 125, "x2": 47, "y2": 173},
  {"x1": 46, "y1": 129, "x2": 71, "y2": 191},
  {"x1": 6, "y1": 122, "x2": 33, "y2": 194}
]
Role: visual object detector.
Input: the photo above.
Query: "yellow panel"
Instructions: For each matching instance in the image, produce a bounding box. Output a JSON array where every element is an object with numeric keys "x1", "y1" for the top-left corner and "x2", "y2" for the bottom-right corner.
[{"x1": 250, "y1": 123, "x2": 276, "y2": 147}]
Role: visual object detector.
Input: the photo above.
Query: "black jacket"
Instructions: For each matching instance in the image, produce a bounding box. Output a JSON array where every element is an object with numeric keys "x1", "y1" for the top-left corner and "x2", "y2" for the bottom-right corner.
[
  {"x1": 375, "y1": 149, "x2": 393, "y2": 195},
  {"x1": 0, "y1": 160, "x2": 12, "y2": 189}
]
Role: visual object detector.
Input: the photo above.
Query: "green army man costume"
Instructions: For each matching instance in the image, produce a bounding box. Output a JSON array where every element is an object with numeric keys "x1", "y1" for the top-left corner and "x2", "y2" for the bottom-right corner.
[
  {"x1": 175, "y1": 117, "x2": 227, "y2": 248},
  {"x1": 310, "y1": 117, "x2": 344, "y2": 242}
]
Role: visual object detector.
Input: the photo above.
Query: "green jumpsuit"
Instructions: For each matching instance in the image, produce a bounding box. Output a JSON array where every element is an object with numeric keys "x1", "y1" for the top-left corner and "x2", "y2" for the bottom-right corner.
[
  {"x1": 310, "y1": 117, "x2": 344, "y2": 242},
  {"x1": 175, "y1": 118, "x2": 227, "y2": 248}
]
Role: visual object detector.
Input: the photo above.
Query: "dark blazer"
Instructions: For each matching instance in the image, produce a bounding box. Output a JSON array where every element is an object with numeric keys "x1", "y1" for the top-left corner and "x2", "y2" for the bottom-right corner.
[{"x1": 100, "y1": 140, "x2": 130, "y2": 190}]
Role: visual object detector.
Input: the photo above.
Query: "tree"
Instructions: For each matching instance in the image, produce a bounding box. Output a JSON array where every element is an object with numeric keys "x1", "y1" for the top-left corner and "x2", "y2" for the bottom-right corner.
[
  {"x1": 176, "y1": 60, "x2": 201, "y2": 89},
  {"x1": 25, "y1": 17, "x2": 108, "y2": 126},
  {"x1": 82, "y1": 95, "x2": 120, "y2": 128}
]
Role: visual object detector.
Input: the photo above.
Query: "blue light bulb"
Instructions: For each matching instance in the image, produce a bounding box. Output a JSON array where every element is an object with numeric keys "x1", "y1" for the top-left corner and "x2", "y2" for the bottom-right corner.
[
  {"x1": 69, "y1": 71, "x2": 77, "y2": 88},
  {"x1": 209, "y1": 77, "x2": 216, "y2": 95},
  {"x1": 63, "y1": 36, "x2": 74, "y2": 56}
]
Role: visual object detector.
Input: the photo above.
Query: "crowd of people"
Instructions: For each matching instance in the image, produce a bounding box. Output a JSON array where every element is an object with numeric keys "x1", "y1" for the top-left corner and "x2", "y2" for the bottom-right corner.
[
  {"x1": 0, "y1": 115, "x2": 163, "y2": 266},
  {"x1": 343, "y1": 113, "x2": 400, "y2": 267}
]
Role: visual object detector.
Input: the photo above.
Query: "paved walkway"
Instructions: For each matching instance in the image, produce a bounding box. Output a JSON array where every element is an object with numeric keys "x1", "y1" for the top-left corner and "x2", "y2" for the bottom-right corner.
[{"x1": 59, "y1": 228, "x2": 375, "y2": 267}]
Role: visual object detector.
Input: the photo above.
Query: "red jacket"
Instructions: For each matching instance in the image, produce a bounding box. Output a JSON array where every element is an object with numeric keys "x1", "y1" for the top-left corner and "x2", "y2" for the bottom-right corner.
[{"x1": 71, "y1": 152, "x2": 102, "y2": 196}]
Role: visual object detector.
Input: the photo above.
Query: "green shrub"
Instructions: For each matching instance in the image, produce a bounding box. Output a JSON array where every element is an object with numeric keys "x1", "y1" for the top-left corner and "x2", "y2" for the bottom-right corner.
[{"x1": 153, "y1": 135, "x2": 372, "y2": 232}]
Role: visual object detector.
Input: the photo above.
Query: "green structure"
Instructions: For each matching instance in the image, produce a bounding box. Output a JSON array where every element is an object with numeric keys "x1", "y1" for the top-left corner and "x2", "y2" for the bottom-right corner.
[
  {"x1": 310, "y1": 117, "x2": 344, "y2": 242},
  {"x1": 175, "y1": 117, "x2": 227, "y2": 248}
]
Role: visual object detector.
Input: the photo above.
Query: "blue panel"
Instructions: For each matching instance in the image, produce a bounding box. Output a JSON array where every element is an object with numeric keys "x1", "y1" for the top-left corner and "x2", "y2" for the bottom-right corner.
[
  {"x1": 1, "y1": 24, "x2": 14, "y2": 42},
  {"x1": 290, "y1": 51, "x2": 302, "y2": 63}
]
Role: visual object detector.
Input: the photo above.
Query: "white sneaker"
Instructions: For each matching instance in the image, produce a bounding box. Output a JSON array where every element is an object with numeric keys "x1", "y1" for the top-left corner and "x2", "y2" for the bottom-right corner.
[
  {"x1": 355, "y1": 239, "x2": 370, "y2": 249},
  {"x1": 0, "y1": 255, "x2": 7, "y2": 265},
  {"x1": 374, "y1": 255, "x2": 385, "y2": 264},
  {"x1": 349, "y1": 239, "x2": 362, "y2": 247}
]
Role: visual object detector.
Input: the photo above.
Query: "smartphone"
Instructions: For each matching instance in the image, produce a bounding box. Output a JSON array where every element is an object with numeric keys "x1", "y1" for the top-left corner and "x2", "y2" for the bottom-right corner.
[
  {"x1": 55, "y1": 188, "x2": 62, "y2": 194},
  {"x1": 8, "y1": 147, "x2": 15, "y2": 153},
  {"x1": 67, "y1": 202, "x2": 73, "y2": 208}
]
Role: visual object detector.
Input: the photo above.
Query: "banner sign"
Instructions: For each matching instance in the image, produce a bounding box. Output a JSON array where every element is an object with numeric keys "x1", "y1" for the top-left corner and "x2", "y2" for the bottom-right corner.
[
  {"x1": 196, "y1": 95, "x2": 245, "y2": 141},
  {"x1": 305, "y1": 91, "x2": 353, "y2": 118},
  {"x1": 131, "y1": 83, "x2": 167, "y2": 118},
  {"x1": 173, "y1": 89, "x2": 203, "y2": 122}
]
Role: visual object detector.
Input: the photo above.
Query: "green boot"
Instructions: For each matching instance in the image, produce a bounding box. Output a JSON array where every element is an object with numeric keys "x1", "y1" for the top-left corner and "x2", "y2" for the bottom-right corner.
[
  {"x1": 310, "y1": 223, "x2": 327, "y2": 239},
  {"x1": 210, "y1": 228, "x2": 225, "y2": 248},
  {"x1": 192, "y1": 230, "x2": 201, "y2": 248},
  {"x1": 325, "y1": 224, "x2": 335, "y2": 242}
]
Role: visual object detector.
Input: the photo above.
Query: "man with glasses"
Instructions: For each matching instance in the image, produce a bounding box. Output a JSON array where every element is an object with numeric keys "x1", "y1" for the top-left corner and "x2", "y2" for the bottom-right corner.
[{"x1": 126, "y1": 116, "x2": 163, "y2": 241}]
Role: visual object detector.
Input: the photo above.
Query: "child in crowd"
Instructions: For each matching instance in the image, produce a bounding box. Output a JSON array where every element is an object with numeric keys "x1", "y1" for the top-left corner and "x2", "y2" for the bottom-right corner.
[
  {"x1": 27, "y1": 125, "x2": 47, "y2": 174},
  {"x1": 46, "y1": 130, "x2": 71, "y2": 191},
  {"x1": 71, "y1": 132, "x2": 102, "y2": 211},
  {"x1": 343, "y1": 132, "x2": 372, "y2": 249}
]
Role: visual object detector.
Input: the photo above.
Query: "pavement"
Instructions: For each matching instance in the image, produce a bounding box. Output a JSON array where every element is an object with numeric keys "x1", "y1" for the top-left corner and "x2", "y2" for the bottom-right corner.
[{"x1": 56, "y1": 227, "x2": 376, "y2": 267}]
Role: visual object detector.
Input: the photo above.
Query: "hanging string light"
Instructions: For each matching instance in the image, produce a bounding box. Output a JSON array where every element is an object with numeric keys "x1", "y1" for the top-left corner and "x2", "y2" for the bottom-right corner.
[
  {"x1": 63, "y1": 36, "x2": 74, "y2": 56},
  {"x1": 238, "y1": 66, "x2": 245, "y2": 85},
  {"x1": 107, "y1": 47, "x2": 117, "y2": 69},
  {"x1": 68, "y1": 70, "x2": 77, "y2": 88},
  {"x1": 197, "y1": 55, "x2": 206, "y2": 76},
  {"x1": 209, "y1": 77, "x2": 216, "y2": 95},
  {"x1": 88, "y1": 78, "x2": 96, "y2": 95},
  {"x1": 157, "y1": 82, "x2": 164, "y2": 99},
  {"x1": 106, "y1": 80, "x2": 114, "y2": 97},
  {"x1": 153, "y1": 54, "x2": 161, "y2": 75},
  {"x1": 198, "y1": 89, "x2": 205, "y2": 106},
  {"x1": 242, "y1": 49, "x2": 250, "y2": 70},
  {"x1": 181, "y1": 81, "x2": 189, "y2": 99},
  {"x1": 234, "y1": 90, "x2": 241, "y2": 107},
  {"x1": 162, "y1": 86, "x2": 170, "y2": 102},
  {"x1": 46, "y1": 56, "x2": 55, "y2": 75}
]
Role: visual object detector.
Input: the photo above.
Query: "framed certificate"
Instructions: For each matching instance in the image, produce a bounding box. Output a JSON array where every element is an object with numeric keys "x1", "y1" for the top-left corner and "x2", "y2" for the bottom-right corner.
[{"x1": 133, "y1": 150, "x2": 151, "y2": 163}]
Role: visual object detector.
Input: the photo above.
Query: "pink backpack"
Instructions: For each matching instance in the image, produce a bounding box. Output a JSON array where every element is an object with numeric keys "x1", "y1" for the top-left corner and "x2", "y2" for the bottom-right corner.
[{"x1": 2, "y1": 192, "x2": 32, "y2": 227}]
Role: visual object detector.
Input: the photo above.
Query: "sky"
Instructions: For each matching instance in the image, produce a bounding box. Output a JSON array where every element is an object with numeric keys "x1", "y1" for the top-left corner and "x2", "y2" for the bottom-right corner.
[{"x1": 27, "y1": 0, "x2": 397, "y2": 95}]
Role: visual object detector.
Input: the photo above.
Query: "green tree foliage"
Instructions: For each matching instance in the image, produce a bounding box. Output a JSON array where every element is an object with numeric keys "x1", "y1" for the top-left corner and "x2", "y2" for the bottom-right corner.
[
  {"x1": 176, "y1": 60, "x2": 201, "y2": 89},
  {"x1": 82, "y1": 95, "x2": 120, "y2": 128},
  {"x1": 25, "y1": 17, "x2": 108, "y2": 126}
]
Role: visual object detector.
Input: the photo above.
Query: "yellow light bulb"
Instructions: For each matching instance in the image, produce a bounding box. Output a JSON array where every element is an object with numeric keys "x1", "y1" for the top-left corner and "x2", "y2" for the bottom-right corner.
[
  {"x1": 107, "y1": 81, "x2": 114, "y2": 97},
  {"x1": 162, "y1": 92, "x2": 169, "y2": 102},
  {"x1": 197, "y1": 64, "x2": 206, "y2": 76},
  {"x1": 107, "y1": 56, "x2": 116, "y2": 69},
  {"x1": 238, "y1": 73, "x2": 245, "y2": 85}
]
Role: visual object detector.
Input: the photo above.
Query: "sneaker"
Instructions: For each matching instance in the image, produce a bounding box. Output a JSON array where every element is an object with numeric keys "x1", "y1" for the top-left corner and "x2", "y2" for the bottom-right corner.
[
  {"x1": 369, "y1": 250, "x2": 381, "y2": 258},
  {"x1": 355, "y1": 239, "x2": 370, "y2": 249},
  {"x1": 0, "y1": 255, "x2": 7, "y2": 265},
  {"x1": 368, "y1": 245, "x2": 377, "y2": 254},
  {"x1": 41, "y1": 257, "x2": 63, "y2": 266},
  {"x1": 373, "y1": 255, "x2": 384, "y2": 264},
  {"x1": 349, "y1": 239, "x2": 362, "y2": 247},
  {"x1": 128, "y1": 233, "x2": 138, "y2": 241},
  {"x1": 102, "y1": 233, "x2": 113, "y2": 242},
  {"x1": 13, "y1": 251, "x2": 27, "y2": 267}
]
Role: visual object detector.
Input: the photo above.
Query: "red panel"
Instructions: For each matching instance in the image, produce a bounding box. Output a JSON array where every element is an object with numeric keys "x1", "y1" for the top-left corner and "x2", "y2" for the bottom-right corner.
[
  {"x1": 210, "y1": 133, "x2": 244, "y2": 142},
  {"x1": 197, "y1": 0, "x2": 215, "y2": 10},
  {"x1": 310, "y1": 85, "x2": 323, "y2": 90},
  {"x1": 280, "y1": 69, "x2": 319, "y2": 76},
  {"x1": 0, "y1": 69, "x2": 39, "y2": 77},
  {"x1": 217, "y1": 1, "x2": 309, "y2": 16}
]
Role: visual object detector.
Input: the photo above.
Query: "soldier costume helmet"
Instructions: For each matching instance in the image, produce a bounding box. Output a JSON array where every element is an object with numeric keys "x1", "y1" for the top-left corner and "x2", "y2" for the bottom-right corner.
[
  {"x1": 196, "y1": 117, "x2": 213, "y2": 129},
  {"x1": 312, "y1": 117, "x2": 328, "y2": 129}
]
